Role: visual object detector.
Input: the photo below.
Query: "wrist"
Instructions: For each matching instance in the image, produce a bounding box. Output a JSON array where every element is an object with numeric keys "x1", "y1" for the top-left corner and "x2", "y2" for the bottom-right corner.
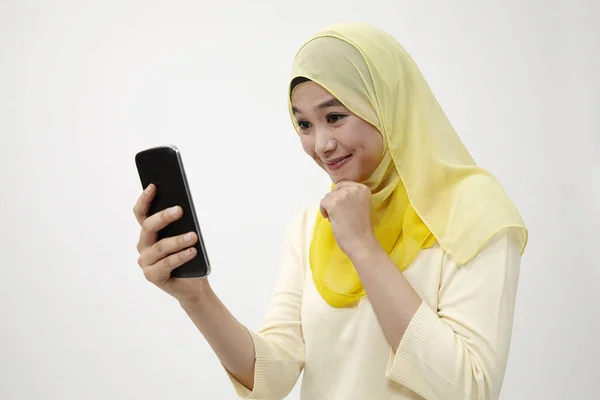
[
  {"x1": 178, "y1": 279, "x2": 213, "y2": 310},
  {"x1": 346, "y1": 235, "x2": 385, "y2": 265}
]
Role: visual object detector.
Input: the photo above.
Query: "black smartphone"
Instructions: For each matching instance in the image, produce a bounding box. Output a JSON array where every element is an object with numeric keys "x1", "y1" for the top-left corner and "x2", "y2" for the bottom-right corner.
[{"x1": 135, "y1": 145, "x2": 211, "y2": 278}]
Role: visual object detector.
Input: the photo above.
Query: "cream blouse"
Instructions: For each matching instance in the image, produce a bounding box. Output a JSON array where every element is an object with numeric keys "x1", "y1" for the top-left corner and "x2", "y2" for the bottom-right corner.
[{"x1": 226, "y1": 205, "x2": 522, "y2": 400}]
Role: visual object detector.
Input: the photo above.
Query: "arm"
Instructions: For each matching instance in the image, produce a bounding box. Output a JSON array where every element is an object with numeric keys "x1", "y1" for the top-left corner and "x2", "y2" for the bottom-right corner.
[
  {"x1": 179, "y1": 286, "x2": 257, "y2": 390},
  {"x1": 133, "y1": 188, "x2": 260, "y2": 392},
  {"x1": 134, "y1": 186, "x2": 305, "y2": 398},
  {"x1": 182, "y1": 212, "x2": 307, "y2": 399},
  {"x1": 351, "y1": 229, "x2": 522, "y2": 400},
  {"x1": 349, "y1": 234, "x2": 422, "y2": 353}
]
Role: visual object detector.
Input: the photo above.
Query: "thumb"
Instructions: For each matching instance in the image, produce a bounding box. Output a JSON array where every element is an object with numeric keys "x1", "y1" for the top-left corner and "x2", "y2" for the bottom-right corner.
[
  {"x1": 319, "y1": 200, "x2": 329, "y2": 219},
  {"x1": 320, "y1": 204, "x2": 329, "y2": 219}
]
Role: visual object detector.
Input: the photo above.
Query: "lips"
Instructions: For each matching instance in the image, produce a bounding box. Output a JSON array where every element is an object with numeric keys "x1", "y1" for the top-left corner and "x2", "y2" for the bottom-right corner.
[
  {"x1": 322, "y1": 154, "x2": 353, "y2": 171},
  {"x1": 324, "y1": 154, "x2": 352, "y2": 165}
]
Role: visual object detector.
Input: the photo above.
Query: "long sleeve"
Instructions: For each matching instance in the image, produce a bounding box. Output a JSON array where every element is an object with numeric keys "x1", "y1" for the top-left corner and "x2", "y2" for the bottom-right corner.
[
  {"x1": 226, "y1": 212, "x2": 307, "y2": 399},
  {"x1": 386, "y1": 228, "x2": 522, "y2": 400}
]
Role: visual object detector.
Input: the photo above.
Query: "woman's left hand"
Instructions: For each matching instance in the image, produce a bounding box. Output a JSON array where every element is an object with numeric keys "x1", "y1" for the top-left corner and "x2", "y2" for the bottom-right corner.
[{"x1": 319, "y1": 181, "x2": 379, "y2": 259}]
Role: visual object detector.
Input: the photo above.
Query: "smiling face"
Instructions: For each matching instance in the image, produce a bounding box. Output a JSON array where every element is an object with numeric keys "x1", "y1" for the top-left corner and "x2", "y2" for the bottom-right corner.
[{"x1": 291, "y1": 80, "x2": 384, "y2": 184}]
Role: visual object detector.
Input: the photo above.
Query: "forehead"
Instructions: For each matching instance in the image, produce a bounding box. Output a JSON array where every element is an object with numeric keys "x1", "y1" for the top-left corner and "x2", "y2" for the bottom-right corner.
[{"x1": 291, "y1": 81, "x2": 344, "y2": 112}]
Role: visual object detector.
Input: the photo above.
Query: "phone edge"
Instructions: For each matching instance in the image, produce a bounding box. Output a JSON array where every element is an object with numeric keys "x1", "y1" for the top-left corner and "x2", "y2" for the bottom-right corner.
[{"x1": 170, "y1": 145, "x2": 212, "y2": 278}]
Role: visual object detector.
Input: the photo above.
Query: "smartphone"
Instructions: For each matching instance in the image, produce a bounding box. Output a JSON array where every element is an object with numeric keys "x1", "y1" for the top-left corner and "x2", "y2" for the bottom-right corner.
[{"x1": 135, "y1": 145, "x2": 211, "y2": 278}]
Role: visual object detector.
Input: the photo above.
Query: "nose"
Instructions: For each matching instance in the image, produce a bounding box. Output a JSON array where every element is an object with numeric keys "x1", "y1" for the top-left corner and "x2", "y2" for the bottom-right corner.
[{"x1": 314, "y1": 126, "x2": 336, "y2": 157}]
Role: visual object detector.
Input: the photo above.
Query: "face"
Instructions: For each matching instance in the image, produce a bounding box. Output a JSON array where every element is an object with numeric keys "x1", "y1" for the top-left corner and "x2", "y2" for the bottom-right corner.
[{"x1": 291, "y1": 81, "x2": 384, "y2": 184}]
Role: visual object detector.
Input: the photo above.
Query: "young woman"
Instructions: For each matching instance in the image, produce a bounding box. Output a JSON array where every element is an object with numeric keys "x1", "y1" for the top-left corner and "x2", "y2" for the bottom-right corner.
[{"x1": 133, "y1": 22, "x2": 528, "y2": 400}]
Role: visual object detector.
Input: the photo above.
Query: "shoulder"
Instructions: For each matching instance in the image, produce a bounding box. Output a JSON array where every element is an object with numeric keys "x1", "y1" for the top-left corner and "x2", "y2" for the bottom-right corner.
[
  {"x1": 281, "y1": 203, "x2": 318, "y2": 259},
  {"x1": 441, "y1": 227, "x2": 523, "y2": 280},
  {"x1": 468, "y1": 227, "x2": 523, "y2": 264}
]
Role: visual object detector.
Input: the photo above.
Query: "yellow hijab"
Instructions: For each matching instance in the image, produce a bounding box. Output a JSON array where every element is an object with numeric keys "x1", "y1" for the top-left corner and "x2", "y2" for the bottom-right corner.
[{"x1": 287, "y1": 22, "x2": 528, "y2": 308}]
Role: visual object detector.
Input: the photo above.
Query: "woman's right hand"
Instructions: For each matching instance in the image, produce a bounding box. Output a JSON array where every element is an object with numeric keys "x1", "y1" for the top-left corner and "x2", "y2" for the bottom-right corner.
[{"x1": 133, "y1": 184, "x2": 209, "y2": 303}]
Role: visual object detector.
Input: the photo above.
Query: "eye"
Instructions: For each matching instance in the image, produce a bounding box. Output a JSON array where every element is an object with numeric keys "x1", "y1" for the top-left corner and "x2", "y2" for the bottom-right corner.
[
  {"x1": 327, "y1": 113, "x2": 346, "y2": 124},
  {"x1": 297, "y1": 120, "x2": 311, "y2": 131}
]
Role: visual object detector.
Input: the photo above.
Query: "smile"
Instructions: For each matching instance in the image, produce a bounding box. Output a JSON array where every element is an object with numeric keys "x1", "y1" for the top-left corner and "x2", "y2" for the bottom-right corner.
[{"x1": 325, "y1": 154, "x2": 353, "y2": 170}]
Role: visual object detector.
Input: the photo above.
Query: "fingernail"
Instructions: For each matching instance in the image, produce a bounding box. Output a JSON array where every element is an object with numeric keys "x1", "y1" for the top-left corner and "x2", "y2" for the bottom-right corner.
[
  {"x1": 145, "y1": 185, "x2": 153, "y2": 194},
  {"x1": 169, "y1": 206, "x2": 179, "y2": 216},
  {"x1": 184, "y1": 232, "x2": 193, "y2": 242}
]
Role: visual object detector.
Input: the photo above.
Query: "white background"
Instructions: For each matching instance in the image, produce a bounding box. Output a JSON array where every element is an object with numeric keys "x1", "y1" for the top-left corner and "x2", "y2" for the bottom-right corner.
[{"x1": 1, "y1": 0, "x2": 598, "y2": 399}]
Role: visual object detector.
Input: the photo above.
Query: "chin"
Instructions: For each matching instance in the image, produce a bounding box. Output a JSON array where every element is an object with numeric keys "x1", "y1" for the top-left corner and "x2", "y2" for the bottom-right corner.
[
  {"x1": 328, "y1": 172, "x2": 360, "y2": 184},
  {"x1": 319, "y1": 161, "x2": 362, "y2": 183}
]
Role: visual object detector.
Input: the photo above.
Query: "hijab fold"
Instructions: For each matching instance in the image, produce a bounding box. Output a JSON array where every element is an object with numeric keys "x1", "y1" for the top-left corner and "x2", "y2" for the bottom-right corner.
[{"x1": 287, "y1": 23, "x2": 528, "y2": 308}]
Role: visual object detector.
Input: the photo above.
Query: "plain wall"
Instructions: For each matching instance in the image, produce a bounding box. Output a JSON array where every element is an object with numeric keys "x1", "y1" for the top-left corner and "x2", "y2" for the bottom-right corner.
[{"x1": 1, "y1": 0, "x2": 598, "y2": 399}]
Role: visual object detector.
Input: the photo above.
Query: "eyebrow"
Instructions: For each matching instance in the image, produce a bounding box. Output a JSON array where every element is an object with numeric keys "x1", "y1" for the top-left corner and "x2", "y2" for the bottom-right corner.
[{"x1": 292, "y1": 97, "x2": 345, "y2": 115}]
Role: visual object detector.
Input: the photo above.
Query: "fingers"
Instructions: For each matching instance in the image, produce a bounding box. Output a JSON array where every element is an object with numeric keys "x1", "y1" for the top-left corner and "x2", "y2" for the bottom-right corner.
[
  {"x1": 142, "y1": 247, "x2": 198, "y2": 285},
  {"x1": 133, "y1": 183, "x2": 198, "y2": 285},
  {"x1": 138, "y1": 231, "x2": 198, "y2": 267},
  {"x1": 333, "y1": 180, "x2": 364, "y2": 192},
  {"x1": 137, "y1": 205, "x2": 183, "y2": 252},
  {"x1": 320, "y1": 182, "x2": 368, "y2": 219},
  {"x1": 333, "y1": 180, "x2": 364, "y2": 191},
  {"x1": 133, "y1": 184, "x2": 155, "y2": 225},
  {"x1": 333, "y1": 180, "x2": 351, "y2": 190}
]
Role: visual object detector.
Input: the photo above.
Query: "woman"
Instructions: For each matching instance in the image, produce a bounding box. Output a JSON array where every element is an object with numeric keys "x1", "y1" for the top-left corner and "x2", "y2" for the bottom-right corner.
[{"x1": 133, "y1": 22, "x2": 528, "y2": 400}]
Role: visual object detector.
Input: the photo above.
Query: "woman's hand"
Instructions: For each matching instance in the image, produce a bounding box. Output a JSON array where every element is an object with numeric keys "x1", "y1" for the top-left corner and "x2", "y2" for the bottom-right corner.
[
  {"x1": 133, "y1": 184, "x2": 209, "y2": 304},
  {"x1": 319, "y1": 181, "x2": 380, "y2": 259}
]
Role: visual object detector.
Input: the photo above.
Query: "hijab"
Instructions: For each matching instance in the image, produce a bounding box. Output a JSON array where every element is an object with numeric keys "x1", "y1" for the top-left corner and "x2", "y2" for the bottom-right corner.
[{"x1": 287, "y1": 22, "x2": 528, "y2": 308}]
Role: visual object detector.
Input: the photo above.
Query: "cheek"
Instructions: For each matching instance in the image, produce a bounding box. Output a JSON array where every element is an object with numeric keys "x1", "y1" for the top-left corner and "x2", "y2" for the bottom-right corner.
[
  {"x1": 357, "y1": 128, "x2": 384, "y2": 170},
  {"x1": 372, "y1": 135, "x2": 384, "y2": 160},
  {"x1": 364, "y1": 124, "x2": 384, "y2": 156}
]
